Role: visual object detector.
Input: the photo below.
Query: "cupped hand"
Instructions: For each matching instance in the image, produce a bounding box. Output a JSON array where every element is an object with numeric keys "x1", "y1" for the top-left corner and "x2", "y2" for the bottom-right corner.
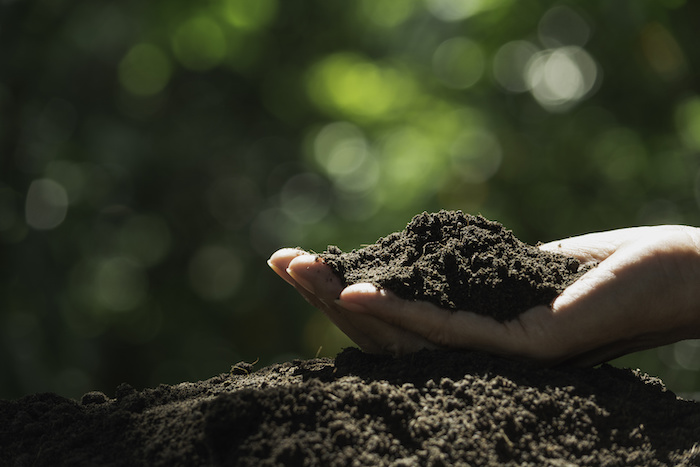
[
  {"x1": 267, "y1": 248, "x2": 438, "y2": 356},
  {"x1": 269, "y1": 225, "x2": 700, "y2": 366}
]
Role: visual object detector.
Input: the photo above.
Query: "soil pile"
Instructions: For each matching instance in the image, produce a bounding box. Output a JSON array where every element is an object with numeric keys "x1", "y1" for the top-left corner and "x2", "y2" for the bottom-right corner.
[
  {"x1": 322, "y1": 210, "x2": 591, "y2": 322},
  {"x1": 2, "y1": 348, "x2": 700, "y2": 466},
  {"x1": 4, "y1": 211, "x2": 698, "y2": 465}
]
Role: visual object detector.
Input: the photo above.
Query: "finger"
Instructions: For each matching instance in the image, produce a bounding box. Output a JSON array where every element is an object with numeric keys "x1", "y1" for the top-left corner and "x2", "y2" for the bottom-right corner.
[
  {"x1": 282, "y1": 257, "x2": 436, "y2": 355},
  {"x1": 317, "y1": 301, "x2": 389, "y2": 353},
  {"x1": 337, "y1": 284, "x2": 519, "y2": 355},
  {"x1": 267, "y1": 248, "x2": 309, "y2": 286},
  {"x1": 539, "y1": 226, "x2": 687, "y2": 263},
  {"x1": 298, "y1": 287, "x2": 439, "y2": 356},
  {"x1": 286, "y1": 254, "x2": 344, "y2": 300},
  {"x1": 269, "y1": 251, "x2": 442, "y2": 355},
  {"x1": 269, "y1": 250, "x2": 363, "y2": 340},
  {"x1": 328, "y1": 305, "x2": 441, "y2": 356},
  {"x1": 330, "y1": 283, "x2": 441, "y2": 354}
]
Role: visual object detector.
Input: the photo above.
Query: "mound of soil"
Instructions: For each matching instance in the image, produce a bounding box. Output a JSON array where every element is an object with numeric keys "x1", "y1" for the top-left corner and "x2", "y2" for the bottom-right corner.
[
  {"x1": 4, "y1": 211, "x2": 697, "y2": 465},
  {"x1": 322, "y1": 210, "x2": 591, "y2": 322},
  {"x1": 2, "y1": 348, "x2": 700, "y2": 466}
]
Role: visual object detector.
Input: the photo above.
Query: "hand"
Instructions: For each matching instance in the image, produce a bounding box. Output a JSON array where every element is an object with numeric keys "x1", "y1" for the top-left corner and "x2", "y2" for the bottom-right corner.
[
  {"x1": 267, "y1": 248, "x2": 439, "y2": 355},
  {"x1": 269, "y1": 225, "x2": 700, "y2": 366}
]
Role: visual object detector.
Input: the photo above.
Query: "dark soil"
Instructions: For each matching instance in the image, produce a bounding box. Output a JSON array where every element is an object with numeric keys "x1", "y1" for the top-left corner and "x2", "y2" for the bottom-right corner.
[
  {"x1": 4, "y1": 211, "x2": 698, "y2": 466},
  {"x1": 2, "y1": 348, "x2": 700, "y2": 466},
  {"x1": 322, "y1": 210, "x2": 592, "y2": 322}
]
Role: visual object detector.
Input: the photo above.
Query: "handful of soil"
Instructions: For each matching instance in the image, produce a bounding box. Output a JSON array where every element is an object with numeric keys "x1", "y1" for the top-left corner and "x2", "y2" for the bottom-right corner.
[{"x1": 321, "y1": 210, "x2": 593, "y2": 322}]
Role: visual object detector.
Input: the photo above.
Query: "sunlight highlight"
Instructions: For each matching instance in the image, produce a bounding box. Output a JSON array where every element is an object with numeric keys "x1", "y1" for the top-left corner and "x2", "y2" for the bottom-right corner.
[{"x1": 525, "y1": 46, "x2": 599, "y2": 112}]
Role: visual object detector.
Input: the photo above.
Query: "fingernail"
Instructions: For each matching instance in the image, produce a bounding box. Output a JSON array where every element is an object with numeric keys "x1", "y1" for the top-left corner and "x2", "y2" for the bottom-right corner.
[
  {"x1": 343, "y1": 283, "x2": 379, "y2": 294},
  {"x1": 334, "y1": 299, "x2": 368, "y2": 313}
]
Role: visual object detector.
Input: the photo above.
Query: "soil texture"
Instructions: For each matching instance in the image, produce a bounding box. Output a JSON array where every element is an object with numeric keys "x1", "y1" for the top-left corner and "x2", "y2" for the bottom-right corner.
[
  {"x1": 2, "y1": 348, "x2": 700, "y2": 466},
  {"x1": 322, "y1": 210, "x2": 592, "y2": 322},
  {"x1": 4, "y1": 211, "x2": 696, "y2": 466}
]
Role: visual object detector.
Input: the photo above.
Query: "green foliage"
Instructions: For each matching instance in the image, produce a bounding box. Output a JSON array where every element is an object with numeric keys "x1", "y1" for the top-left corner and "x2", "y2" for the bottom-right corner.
[{"x1": 1, "y1": 0, "x2": 699, "y2": 399}]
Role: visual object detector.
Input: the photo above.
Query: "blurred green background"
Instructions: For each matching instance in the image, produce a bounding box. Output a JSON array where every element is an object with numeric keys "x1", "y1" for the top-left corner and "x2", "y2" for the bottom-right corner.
[{"x1": 2, "y1": 0, "x2": 700, "y2": 400}]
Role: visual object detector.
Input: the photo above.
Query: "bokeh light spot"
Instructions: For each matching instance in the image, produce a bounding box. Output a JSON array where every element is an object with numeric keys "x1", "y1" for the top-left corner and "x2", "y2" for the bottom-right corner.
[
  {"x1": 313, "y1": 122, "x2": 368, "y2": 176},
  {"x1": 172, "y1": 17, "x2": 227, "y2": 71},
  {"x1": 333, "y1": 154, "x2": 380, "y2": 195},
  {"x1": 189, "y1": 246, "x2": 242, "y2": 301},
  {"x1": 359, "y1": 0, "x2": 417, "y2": 28},
  {"x1": 379, "y1": 127, "x2": 441, "y2": 208},
  {"x1": 312, "y1": 122, "x2": 381, "y2": 196},
  {"x1": 280, "y1": 172, "x2": 332, "y2": 224},
  {"x1": 222, "y1": 0, "x2": 278, "y2": 31},
  {"x1": 492, "y1": 40, "x2": 539, "y2": 93},
  {"x1": 526, "y1": 46, "x2": 599, "y2": 112},
  {"x1": 425, "y1": 0, "x2": 483, "y2": 21},
  {"x1": 25, "y1": 178, "x2": 68, "y2": 230},
  {"x1": 118, "y1": 43, "x2": 172, "y2": 96},
  {"x1": 94, "y1": 257, "x2": 148, "y2": 312},
  {"x1": 433, "y1": 37, "x2": 485, "y2": 89},
  {"x1": 450, "y1": 129, "x2": 502, "y2": 183},
  {"x1": 307, "y1": 53, "x2": 416, "y2": 122}
]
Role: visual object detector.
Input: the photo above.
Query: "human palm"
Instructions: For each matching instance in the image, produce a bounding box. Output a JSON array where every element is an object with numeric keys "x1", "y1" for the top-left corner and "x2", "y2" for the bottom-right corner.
[{"x1": 269, "y1": 225, "x2": 700, "y2": 366}]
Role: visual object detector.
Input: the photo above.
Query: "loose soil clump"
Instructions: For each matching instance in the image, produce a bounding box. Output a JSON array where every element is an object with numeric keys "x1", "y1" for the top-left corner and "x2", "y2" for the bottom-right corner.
[
  {"x1": 322, "y1": 210, "x2": 592, "y2": 321},
  {"x1": 2, "y1": 349, "x2": 700, "y2": 466}
]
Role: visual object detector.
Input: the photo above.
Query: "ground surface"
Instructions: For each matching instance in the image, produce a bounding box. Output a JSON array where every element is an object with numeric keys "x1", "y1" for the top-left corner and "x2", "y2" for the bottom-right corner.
[{"x1": 2, "y1": 348, "x2": 700, "y2": 466}]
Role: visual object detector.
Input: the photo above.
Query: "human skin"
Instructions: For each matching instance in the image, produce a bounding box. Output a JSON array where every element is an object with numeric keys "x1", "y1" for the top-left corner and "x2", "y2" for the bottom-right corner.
[{"x1": 268, "y1": 225, "x2": 700, "y2": 366}]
